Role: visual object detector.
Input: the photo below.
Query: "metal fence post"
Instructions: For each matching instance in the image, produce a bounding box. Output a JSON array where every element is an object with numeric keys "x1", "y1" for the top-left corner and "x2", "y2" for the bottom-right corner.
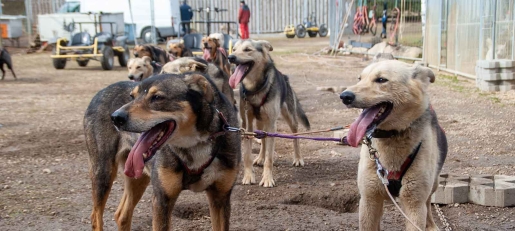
[
  {"x1": 256, "y1": 0, "x2": 260, "y2": 34},
  {"x1": 437, "y1": 0, "x2": 442, "y2": 70},
  {"x1": 25, "y1": 0, "x2": 32, "y2": 43},
  {"x1": 479, "y1": 0, "x2": 484, "y2": 60},
  {"x1": 150, "y1": 0, "x2": 156, "y2": 44},
  {"x1": 492, "y1": 0, "x2": 497, "y2": 59}
]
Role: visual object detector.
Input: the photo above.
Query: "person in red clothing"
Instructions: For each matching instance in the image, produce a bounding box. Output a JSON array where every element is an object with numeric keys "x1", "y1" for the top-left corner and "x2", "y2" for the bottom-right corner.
[{"x1": 238, "y1": 1, "x2": 251, "y2": 39}]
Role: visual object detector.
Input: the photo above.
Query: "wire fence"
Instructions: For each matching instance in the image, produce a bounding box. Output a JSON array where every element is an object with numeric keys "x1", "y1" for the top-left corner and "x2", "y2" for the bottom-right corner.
[{"x1": 424, "y1": 0, "x2": 514, "y2": 77}]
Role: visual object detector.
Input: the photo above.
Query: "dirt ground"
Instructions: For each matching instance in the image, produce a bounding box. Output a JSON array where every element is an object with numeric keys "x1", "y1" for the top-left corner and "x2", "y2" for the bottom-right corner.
[{"x1": 1, "y1": 36, "x2": 515, "y2": 231}]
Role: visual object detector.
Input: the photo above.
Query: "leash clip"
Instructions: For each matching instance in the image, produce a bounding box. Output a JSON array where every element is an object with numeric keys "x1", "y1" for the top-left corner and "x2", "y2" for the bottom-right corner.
[{"x1": 375, "y1": 158, "x2": 389, "y2": 185}]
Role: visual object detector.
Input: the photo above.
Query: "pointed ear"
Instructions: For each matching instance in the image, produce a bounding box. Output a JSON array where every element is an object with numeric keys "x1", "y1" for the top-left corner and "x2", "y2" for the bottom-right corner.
[
  {"x1": 412, "y1": 64, "x2": 435, "y2": 85},
  {"x1": 142, "y1": 56, "x2": 152, "y2": 64},
  {"x1": 189, "y1": 60, "x2": 208, "y2": 72},
  {"x1": 256, "y1": 40, "x2": 273, "y2": 51},
  {"x1": 183, "y1": 73, "x2": 214, "y2": 103}
]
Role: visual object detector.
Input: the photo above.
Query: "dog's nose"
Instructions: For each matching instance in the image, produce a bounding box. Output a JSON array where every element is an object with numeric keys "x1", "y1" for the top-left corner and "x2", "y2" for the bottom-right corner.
[
  {"x1": 133, "y1": 53, "x2": 139, "y2": 57},
  {"x1": 340, "y1": 91, "x2": 355, "y2": 105},
  {"x1": 228, "y1": 55, "x2": 236, "y2": 63},
  {"x1": 204, "y1": 42, "x2": 208, "y2": 47},
  {"x1": 128, "y1": 75, "x2": 134, "y2": 80},
  {"x1": 111, "y1": 110, "x2": 129, "y2": 128}
]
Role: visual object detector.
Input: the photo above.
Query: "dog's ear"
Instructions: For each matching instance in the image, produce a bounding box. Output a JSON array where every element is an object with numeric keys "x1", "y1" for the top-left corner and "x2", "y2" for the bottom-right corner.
[
  {"x1": 142, "y1": 56, "x2": 152, "y2": 64},
  {"x1": 183, "y1": 73, "x2": 214, "y2": 103},
  {"x1": 256, "y1": 40, "x2": 273, "y2": 52},
  {"x1": 212, "y1": 38, "x2": 221, "y2": 48},
  {"x1": 189, "y1": 60, "x2": 208, "y2": 72},
  {"x1": 412, "y1": 64, "x2": 435, "y2": 84},
  {"x1": 147, "y1": 46, "x2": 157, "y2": 61}
]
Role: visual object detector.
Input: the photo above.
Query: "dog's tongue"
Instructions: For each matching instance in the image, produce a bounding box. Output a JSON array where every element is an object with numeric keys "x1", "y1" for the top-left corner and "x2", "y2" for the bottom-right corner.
[
  {"x1": 229, "y1": 64, "x2": 248, "y2": 89},
  {"x1": 203, "y1": 49, "x2": 211, "y2": 61},
  {"x1": 347, "y1": 106, "x2": 382, "y2": 147},
  {"x1": 124, "y1": 126, "x2": 163, "y2": 178}
]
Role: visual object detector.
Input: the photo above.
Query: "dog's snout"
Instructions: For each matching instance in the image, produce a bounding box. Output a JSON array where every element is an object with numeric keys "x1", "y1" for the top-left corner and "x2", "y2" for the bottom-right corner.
[
  {"x1": 203, "y1": 42, "x2": 208, "y2": 47},
  {"x1": 340, "y1": 91, "x2": 355, "y2": 105},
  {"x1": 133, "y1": 53, "x2": 139, "y2": 57},
  {"x1": 128, "y1": 74, "x2": 134, "y2": 80},
  {"x1": 111, "y1": 110, "x2": 129, "y2": 128},
  {"x1": 228, "y1": 55, "x2": 236, "y2": 63}
]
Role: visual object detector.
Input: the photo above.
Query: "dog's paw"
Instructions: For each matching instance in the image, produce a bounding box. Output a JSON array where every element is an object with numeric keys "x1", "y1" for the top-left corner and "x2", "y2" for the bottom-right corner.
[
  {"x1": 259, "y1": 172, "x2": 275, "y2": 188},
  {"x1": 253, "y1": 156, "x2": 265, "y2": 166},
  {"x1": 241, "y1": 169, "x2": 256, "y2": 185},
  {"x1": 292, "y1": 158, "x2": 305, "y2": 167}
]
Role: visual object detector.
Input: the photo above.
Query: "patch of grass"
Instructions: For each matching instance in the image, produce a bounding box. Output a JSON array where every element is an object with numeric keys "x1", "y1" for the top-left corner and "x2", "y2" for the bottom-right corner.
[{"x1": 436, "y1": 74, "x2": 505, "y2": 105}]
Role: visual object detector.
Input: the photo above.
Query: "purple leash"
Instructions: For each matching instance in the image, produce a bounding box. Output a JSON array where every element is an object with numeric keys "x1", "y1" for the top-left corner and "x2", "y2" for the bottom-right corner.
[{"x1": 253, "y1": 130, "x2": 349, "y2": 145}]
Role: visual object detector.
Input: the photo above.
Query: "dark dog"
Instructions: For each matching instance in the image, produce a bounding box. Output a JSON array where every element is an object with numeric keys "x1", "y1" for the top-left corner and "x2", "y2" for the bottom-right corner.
[
  {"x1": 168, "y1": 42, "x2": 193, "y2": 60},
  {"x1": 0, "y1": 48, "x2": 17, "y2": 80},
  {"x1": 228, "y1": 40, "x2": 310, "y2": 187},
  {"x1": 202, "y1": 36, "x2": 231, "y2": 77},
  {"x1": 84, "y1": 73, "x2": 240, "y2": 231},
  {"x1": 133, "y1": 45, "x2": 171, "y2": 64}
]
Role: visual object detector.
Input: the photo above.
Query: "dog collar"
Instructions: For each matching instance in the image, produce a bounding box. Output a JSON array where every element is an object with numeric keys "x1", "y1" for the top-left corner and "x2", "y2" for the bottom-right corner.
[{"x1": 371, "y1": 129, "x2": 400, "y2": 138}]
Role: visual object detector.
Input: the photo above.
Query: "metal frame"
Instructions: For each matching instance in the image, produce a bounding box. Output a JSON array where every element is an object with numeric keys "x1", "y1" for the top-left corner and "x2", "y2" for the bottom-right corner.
[{"x1": 50, "y1": 37, "x2": 103, "y2": 59}]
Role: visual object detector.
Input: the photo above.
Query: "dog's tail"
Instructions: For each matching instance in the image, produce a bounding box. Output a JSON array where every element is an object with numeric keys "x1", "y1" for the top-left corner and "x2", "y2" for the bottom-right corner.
[{"x1": 295, "y1": 97, "x2": 310, "y2": 130}]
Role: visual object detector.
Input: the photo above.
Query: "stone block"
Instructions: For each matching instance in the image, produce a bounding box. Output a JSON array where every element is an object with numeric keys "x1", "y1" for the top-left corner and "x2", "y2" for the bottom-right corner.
[
  {"x1": 468, "y1": 175, "x2": 515, "y2": 207},
  {"x1": 476, "y1": 59, "x2": 515, "y2": 69},
  {"x1": 476, "y1": 79, "x2": 515, "y2": 92},
  {"x1": 432, "y1": 174, "x2": 470, "y2": 204}
]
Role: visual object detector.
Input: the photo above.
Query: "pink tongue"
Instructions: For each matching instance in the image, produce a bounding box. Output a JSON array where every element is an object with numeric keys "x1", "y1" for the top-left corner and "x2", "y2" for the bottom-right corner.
[
  {"x1": 124, "y1": 127, "x2": 162, "y2": 178},
  {"x1": 229, "y1": 65, "x2": 248, "y2": 88},
  {"x1": 347, "y1": 106, "x2": 382, "y2": 147},
  {"x1": 203, "y1": 49, "x2": 211, "y2": 61}
]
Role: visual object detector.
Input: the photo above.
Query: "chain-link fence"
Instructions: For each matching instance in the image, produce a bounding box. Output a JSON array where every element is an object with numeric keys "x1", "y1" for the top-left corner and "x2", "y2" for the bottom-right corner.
[{"x1": 424, "y1": 0, "x2": 514, "y2": 77}]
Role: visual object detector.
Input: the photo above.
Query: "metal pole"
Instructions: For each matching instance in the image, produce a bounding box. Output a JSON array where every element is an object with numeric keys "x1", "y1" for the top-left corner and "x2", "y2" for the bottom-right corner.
[
  {"x1": 256, "y1": 0, "x2": 260, "y2": 34},
  {"x1": 455, "y1": 3, "x2": 459, "y2": 76},
  {"x1": 150, "y1": 0, "x2": 157, "y2": 44},
  {"x1": 421, "y1": 0, "x2": 426, "y2": 63},
  {"x1": 0, "y1": 0, "x2": 3, "y2": 15},
  {"x1": 513, "y1": 0, "x2": 515, "y2": 60},
  {"x1": 437, "y1": 0, "x2": 442, "y2": 69},
  {"x1": 479, "y1": 0, "x2": 484, "y2": 60},
  {"x1": 492, "y1": 0, "x2": 497, "y2": 59},
  {"x1": 303, "y1": 0, "x2": 308, "y2": 23},
  {"x1": 25, "y1": 0, "x2": 32, "y2": 46}
]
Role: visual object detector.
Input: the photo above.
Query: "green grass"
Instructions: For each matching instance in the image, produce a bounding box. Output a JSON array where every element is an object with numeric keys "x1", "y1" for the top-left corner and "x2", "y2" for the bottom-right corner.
[{"x1": 436, "y1": 74, "x2": 506, "y2": 105}]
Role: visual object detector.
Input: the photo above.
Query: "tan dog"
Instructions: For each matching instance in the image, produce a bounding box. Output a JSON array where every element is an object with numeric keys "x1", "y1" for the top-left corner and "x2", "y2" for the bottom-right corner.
[
  {"x1": 133, "y1": 44, "x2": 170, "y2": 64},
  {"x1": 202, "y1": 36, "x2": 231, "y2": 77},
  {"x1": 161, "y1": 57, "x2": 235, "y2": 105},
  {"x1": 340, "y1": 60, "x2": 447, "y2": 230},
  {"x1": 127, "y1": 57, "x2": 155, "y2": 81},
  {"x1": 167, "y1": 42, "x2": 193, "y2": 60},
  {"x1": 228, "y1": 40, "x2": 310, "y2": 187}
]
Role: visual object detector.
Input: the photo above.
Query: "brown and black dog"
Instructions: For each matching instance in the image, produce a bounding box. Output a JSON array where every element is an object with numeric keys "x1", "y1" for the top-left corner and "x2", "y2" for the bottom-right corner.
[
  {"x1": 202, "y1": 36, "x2": 231, "y2": 77},
  {"x1": 85, "y1": 73, "x2": 240, "y2": 230},
  {"x1": 133, "y1": 44, "x2": 171, "y2": 64},
  {"x1": 168, "y1": 42, "x2": 193, "y2": 60}
]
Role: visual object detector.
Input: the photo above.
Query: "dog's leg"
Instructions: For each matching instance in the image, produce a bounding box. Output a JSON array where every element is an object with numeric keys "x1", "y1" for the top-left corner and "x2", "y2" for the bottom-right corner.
[
  {"x1": 359, "y1": 195, "x2": 384, "y2": 231},
  {"x1": 425, "y1": 196, "x2": 439, "y2": 230},
  {"x1": 0, "y1": 64, "x2": 5, "y2": 80},
  {"x1": 6, "y1": 62, "x2": 16, "y2": 80},
  {"x1": 253, "y1": 120, "x2": 266, "y2": 166},
  {"x1": 260, "y1": 116, "x2": 278, "y2": 187},
  {"x1": 90, "y1": 159, "x2": 118, "y2": 231},
  {"x1": 114, "y1": 174, "x2": 150, "y2": 230},
  {"x1": 152, "y1": 167, "x2": 182, "y2": 231},
  {"x1": 400, "y1": 199, "x2": 428, "y2": 231},
  {"x1": 241, "y1": 109, "x2": 256, "y2": 185},
  {"x1": 281, "y1": 106, "x2": 303, "y2": 167},
  {"x1": 207, "y1": 169, "x2": 237, "y2": 231}
]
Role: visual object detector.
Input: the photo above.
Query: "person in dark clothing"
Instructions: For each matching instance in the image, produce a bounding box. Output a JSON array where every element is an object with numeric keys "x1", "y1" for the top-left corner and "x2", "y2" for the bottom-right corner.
[
  {"x1": 238, "y1": 1, "x2": 250, "y2": 39},
  {"x1": 180, "y1": 0, "x2": 193, "y2": 34},
  {"x1": 380, "y1": 2, "x2": 387, "y2": 39}
]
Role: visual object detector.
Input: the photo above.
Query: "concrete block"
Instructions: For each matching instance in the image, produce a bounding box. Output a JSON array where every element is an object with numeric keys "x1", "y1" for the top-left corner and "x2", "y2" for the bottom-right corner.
[
  {"x1": 476, "y1": 72, "x2": 515, "y2": 81},
  {"x1": 432, "y1": 174, "x2": 470, "y2": 204},
  {"x1": 477, "y1": 59, "x2": 515, "y2": 69},
  {"x1": 476, "y1": 79, "x2": 515, "y2": 92},
  {"x1": 475, "y1": 66, "x2": 515, "y2": 74},
  {"x1": 468, "y1": 175, "x2": 515, "y2": 207}
]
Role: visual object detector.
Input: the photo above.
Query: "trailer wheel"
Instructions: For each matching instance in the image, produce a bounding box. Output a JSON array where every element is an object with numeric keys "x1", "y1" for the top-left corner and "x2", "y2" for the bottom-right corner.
[
  {"x1": 118, "y1": 46, "x2": 130, "y2": 67},
  {"x1": 77, "y1": 60, "x2": 89, "y2": 67},
  {"x1": 101, "y1": 46, "x2": 114, "y2": 70},
  {"x1": 52, "y1": 47, "x2": 67, "y2": 70}
]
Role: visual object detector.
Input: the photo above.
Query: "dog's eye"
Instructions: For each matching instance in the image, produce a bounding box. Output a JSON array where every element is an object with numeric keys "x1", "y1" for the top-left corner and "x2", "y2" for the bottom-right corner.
[
  {"x1": 136, "y1": 66, "x2": 141, "y2": 69},
  {"x1": 375, "y1": 77, "x2": 388, "y2": 83},
  {"x1": 243, "y1": 48, "x2": 251, "y2": 52},
  {"x1": 151, "y1": 95, "x2": 163, "y2": 102},
  {"x1": 358, "y1": 76, "x2": 361, "y2": 81}
]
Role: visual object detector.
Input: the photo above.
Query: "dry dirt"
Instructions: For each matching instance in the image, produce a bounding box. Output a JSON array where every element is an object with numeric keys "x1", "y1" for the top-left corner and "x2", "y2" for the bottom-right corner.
[{"x1": 1, "y1": 36, "x2": 515, "y2": 231}]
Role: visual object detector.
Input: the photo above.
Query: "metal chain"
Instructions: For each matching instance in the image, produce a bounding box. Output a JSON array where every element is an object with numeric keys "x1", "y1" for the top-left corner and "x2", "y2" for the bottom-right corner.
[{"x1": 434, "y1": 204, "x2": 452, "y2": 231}]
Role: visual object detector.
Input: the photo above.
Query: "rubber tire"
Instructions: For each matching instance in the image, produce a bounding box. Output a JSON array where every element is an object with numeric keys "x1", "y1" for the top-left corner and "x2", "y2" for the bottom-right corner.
[
  {"x1": 295, "y1": 24, "x2": 306, "y2": 38},
  {"x1": 52, "y1": 47, "x2": 67, "y2": 70},
  {"x1": 118, "y1": 46, "x2": 129, "y2": 67},
  {"x1": 319, "y1": 24, "x2": 328, "y2": 37},
  {"x1": 77, "y1": 60, "x2": 89, "y2": 67},
  {"x1": 308, "y1": 31, "x2": 317, "y2": 37},
  {"x1": 101, "y1": 46, "x2": 114, "y2": 70},
  {"x1": 286, "y1": 34, "x2": 295, "y2": 39},
  {"x1": 141, "y1": 27, "x2": 160, "y2": 44}
]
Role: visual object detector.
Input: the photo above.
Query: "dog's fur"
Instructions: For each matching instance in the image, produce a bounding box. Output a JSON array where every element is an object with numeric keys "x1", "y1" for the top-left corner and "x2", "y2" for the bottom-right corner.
[
  {"x1": 228, "y1": 40, "x2": 310, "y2": 187},
  {"x1": 167, "y1": 42, "x2": 193, "y2": 60},
  {"x1": 340, "y1": 60, "x2": 447, "y2": 230},
  {"x1": 160, "y1": 57, "x2": 235, "y2": 105},
  {"x1": 127, "y1": 57, "x2": 158, "y2": 81},
  {"x1": 84, "y1": 73, "x2": 240, "y2": 231},
  {"x1": 133, "y1": 45, "x2": 171, "y2": 64},
  {"x1": 0, "y1": 48, "x2": 17, "y2": 80},
  {"x1": 202, "y1": 36, "x2": 231, "y2": 77}
]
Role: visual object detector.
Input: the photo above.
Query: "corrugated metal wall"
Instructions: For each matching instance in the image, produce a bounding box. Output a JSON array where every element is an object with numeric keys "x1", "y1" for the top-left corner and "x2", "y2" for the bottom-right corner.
[
  {"x1": 187, "y1": 0, "x2": 330, "y2": 34},
  {"x1": 424, "y1": 0, "x2": 514, "y2": 76}
]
